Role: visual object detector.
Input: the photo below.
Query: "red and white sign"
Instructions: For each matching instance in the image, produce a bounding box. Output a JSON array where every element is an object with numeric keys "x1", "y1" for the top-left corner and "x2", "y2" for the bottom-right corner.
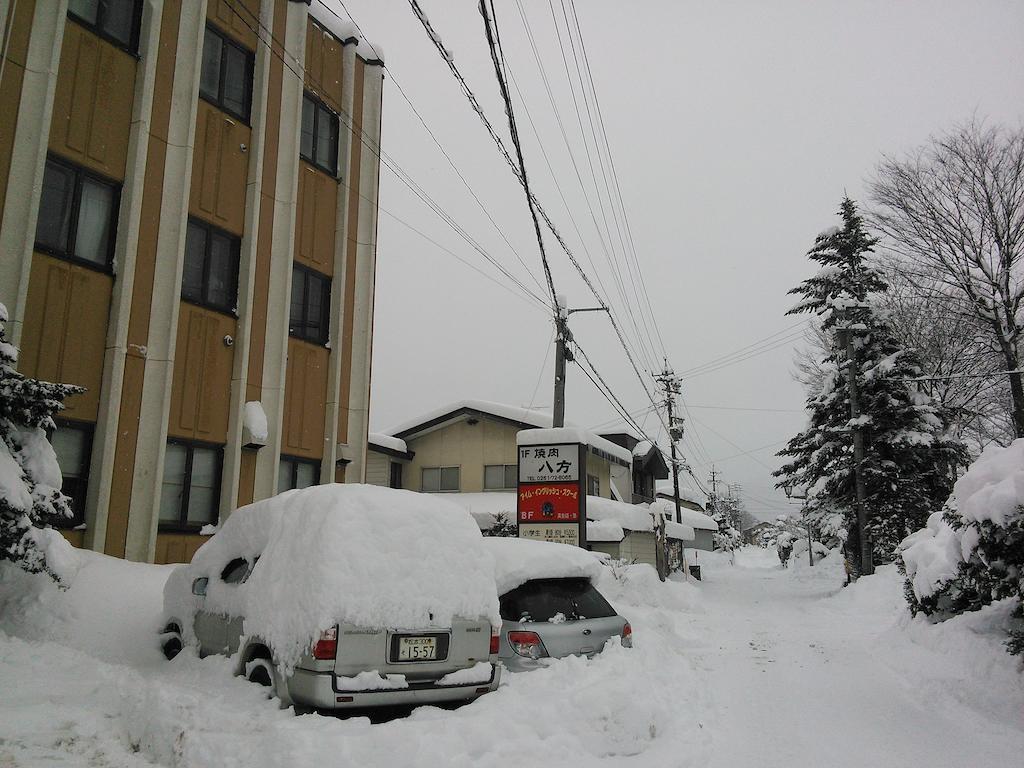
[{"x1": 517, "y1": 483, "x2": 581, "y2": 523}]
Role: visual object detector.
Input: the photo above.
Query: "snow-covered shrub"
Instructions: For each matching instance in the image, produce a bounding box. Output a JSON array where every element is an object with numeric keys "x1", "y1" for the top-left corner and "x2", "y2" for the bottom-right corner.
[
  {"x1": 482, "y1": 512, "x2": 517, "y2": 537},
  {"x1": 0, "y1": 303, "x2": 82, "y2": 583},
  {"x1": 899, "y1": 440, "x2": 1024, "y2": 655}
]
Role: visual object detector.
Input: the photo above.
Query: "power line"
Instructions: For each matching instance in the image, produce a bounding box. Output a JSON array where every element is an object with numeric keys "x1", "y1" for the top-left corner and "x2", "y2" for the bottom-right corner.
[{"x1": 225, "y1": 0, "x2": 549, "y2": 311}]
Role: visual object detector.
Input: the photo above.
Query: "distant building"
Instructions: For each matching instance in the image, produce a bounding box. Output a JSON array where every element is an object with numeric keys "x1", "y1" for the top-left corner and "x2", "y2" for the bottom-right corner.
[
  {"x1": 655, "y1": 485, "x2": 718, "y2": 551},
  {"x1": 598, "y1": 432, "x2": 670, "y2": 504},
  {"x1": 0, "y1": 2, "x2": 383, "y2": 563}
]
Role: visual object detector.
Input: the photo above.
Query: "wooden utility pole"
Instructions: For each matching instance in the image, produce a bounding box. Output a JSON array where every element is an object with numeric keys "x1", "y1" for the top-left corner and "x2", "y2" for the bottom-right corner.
[
  {"x1": 655, "y1": 364, "x2": 684, "y2": 527},
  {"x1": 837, "y1": 308, "x2": 873, "y2": 579},
  {"x1": 551, "y1": 299, "x2": 607, "y2": 428}
]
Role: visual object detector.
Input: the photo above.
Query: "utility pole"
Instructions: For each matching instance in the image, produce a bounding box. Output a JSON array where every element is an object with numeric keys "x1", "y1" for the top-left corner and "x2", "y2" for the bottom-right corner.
[
  {"x1": 655, "y1": 363, "x2": 684, "y2": 527},
  {"x1": 551, "y1": 298, "x2": 606, "y2": 428},
  {"x1": 709, "y1": 466, "x2": 720, "y2": 498},
  {"x1": 836, "y1": 307, "x2": 873, "y2": 579}
]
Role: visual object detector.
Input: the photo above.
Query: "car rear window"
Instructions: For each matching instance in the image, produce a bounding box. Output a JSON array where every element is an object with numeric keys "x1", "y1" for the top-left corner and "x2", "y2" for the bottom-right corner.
[{"x1": 499, "y1": 578, "x2": 616, "y2": 623}]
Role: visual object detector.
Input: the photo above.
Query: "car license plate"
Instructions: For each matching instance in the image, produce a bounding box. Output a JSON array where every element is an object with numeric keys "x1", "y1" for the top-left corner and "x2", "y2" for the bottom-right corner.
[{"x1": 397, "y1": 636, "x2": 437, "y2": 661}]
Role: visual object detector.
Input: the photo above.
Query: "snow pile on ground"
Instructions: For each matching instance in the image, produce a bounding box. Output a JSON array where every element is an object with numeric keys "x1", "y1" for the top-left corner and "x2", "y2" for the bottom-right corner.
[
  {"x1": 482, "y1": 536, "x2": 603, "y2": 594},
  {"x1": 164, "y1": 485, "x2": 500, "y2": 669},
  {"x1": 597, "y1": 561, "x2": 702, "y2": 613}
]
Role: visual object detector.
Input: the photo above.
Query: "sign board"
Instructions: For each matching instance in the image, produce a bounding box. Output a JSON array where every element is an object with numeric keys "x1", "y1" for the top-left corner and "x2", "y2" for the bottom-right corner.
[
  {"x1": 519, "y1": 523, "x2": 579, "y2": 547},
  {"x1": 518, "y1": 444, "x2": 580, "y2": 483},
  {"x1": 518, "y1": 483, "x2": 581, "y2": 522},
  {"x1": 517, "y1": 442, "x2": 586, "y2": 548}
]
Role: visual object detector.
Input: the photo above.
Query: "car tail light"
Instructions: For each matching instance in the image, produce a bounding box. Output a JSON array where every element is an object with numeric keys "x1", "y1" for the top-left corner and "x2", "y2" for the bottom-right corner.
[
  {"x1": 507, "y1": 630, "x2": 548, "y2": 660},
  {"x1": 489, "y1": 625, "x2": 500, "y2": 655},
  {"x1": 621, "y1": 622, "x2": 633, "y2": 648},
  {"x1": 312, "y1": 626, "x2": 338, "y2": 660}
]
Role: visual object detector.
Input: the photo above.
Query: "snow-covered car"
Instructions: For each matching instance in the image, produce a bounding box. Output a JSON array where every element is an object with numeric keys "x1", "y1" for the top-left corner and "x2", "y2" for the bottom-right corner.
[
  {"x1": 482, "y1": 538, "x2": 631, "y2": 671},
  {"x1": 160, "y1": 485, "x2": 502, "y2": 710}
]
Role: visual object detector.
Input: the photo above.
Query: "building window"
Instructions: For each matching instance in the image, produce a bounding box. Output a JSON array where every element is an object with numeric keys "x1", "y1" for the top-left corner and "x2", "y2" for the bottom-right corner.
[
  {"x1": 422, "y1": 466, "x2": 459, "y2": 493},
  {"x1": 199, "y1": 25, "x2": 253, "y2": 122},
  {"x1": 35, "y1": 156, "x2": 119, "y2": 270},
  {"x1": 67, "y1": 0, "x2": 141, "y2": 53},
  {"x1": 389, "y1": 461, "x2": 403, "y2": 489},
  {"x1": 159, "y1": 441, "x2": 222, "y2": 530},
  {"x1": 587, "y1": 474, "x2": 600, "y2": 497},
  {"x1": 484, "y1": 464, "x2": 517, "y2": 490},
  {"x1": 49, "y1": 421, "x2": 93, "y2": 528},
  {"x1": 300, "y1": 93, "x2": 340, "y2": 175},
  {"x1": 182, "y1": 218, "x2": 239, "y2": 313},
  {"x1": 278, "y1": 456, "x2": 320, "y2": 493},
  {"x1": 289, "y1": 264, "x2": 331, "y2": 345}
]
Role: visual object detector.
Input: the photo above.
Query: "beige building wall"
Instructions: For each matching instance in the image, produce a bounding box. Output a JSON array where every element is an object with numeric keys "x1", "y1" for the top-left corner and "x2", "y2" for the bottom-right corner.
[
  {"x1": 1, "y1": 1, "x2": 382, "y2": 564},
  {"x1": 364, "y1": 450, "x2": 390, "y2": 487}
]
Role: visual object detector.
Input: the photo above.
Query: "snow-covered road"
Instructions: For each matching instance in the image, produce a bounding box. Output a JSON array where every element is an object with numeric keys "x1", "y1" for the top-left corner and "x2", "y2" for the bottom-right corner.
[
  {"x1": 1, "y1": 547, "x2": 1021, "y2": 767},
  {"x1": 687, "y1": 548, "x2": 1023, "y2": 768}
]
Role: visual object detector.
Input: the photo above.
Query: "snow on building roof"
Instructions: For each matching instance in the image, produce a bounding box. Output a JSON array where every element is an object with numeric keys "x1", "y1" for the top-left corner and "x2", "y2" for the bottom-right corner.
[
  {"x1": 517, "y1": 427, "x2": 633, "y2": 466},
  {"x1": 367, "y1": 432, "x2": 409, "y2": 454},
  {"x1": 309, "y1": 0, "x2": 384, "y2": 63},
  {"x1": 632, "y1": 439, "x2": 654, "y2": 458},
  {"x1": 163, "y1": 485, "x2": 499, "y2": 670},
  {"x1": 652, "y1": 499, "x2": 718, "y2": 531},
  {"x1": 481, "y1": 537, "x2": 605, "y2": 595},
  {"x1": 447, "y1": 492, "x2": 692, "y2": 540},
  {"x1": 656, "y1": 481, "x2": 705, "y2": 507},
  {"x1": 385, "y1": 399, "x2": 552, "y2": 438}
]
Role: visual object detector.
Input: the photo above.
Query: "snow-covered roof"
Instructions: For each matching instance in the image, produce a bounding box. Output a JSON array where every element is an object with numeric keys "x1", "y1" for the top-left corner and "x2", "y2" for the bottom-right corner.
[
  {"x1": 309, "y1": 1, "x2": 384, "y2": 63},
  {"x1": 163, "y1": 485, "x2": 499, "y2": 670},
  {"x1": 447, "y1": 492, "x2": 693, "y2": 540},
  {"x1": 656, "y1": 481, "x2": 705, "y2": 507},
  {"x1": 517, "y1": 427, "x2": 633, "y2": 466},
  {"x1": 632, "y1": 439, "x2": 654, "y2": 458},
  {"x1": 481, "y1": 537, "x2": 604, "y2": 594},
  {"x1": 367, "y1": 432, "x2": 409, "y2": 455},
  {"x1": 652, "y1": 499, "x2": 718, "y2": 531},
  {"x1": 385, "y1": 399, "x2": 552, "y2": 438}
]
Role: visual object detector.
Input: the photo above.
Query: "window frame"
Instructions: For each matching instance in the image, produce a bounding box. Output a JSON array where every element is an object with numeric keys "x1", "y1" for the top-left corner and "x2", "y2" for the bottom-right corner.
[
  {"x1": 289, "y1": 263, "x2": 332, "y2": 346},
  {"x1": 67, "y1": 0, "x2": 143, "y2": 56},
  {"x1": 181, "y1": 217, "x2": 240, "y2": 315},
  {"x1": 46, "y1": 419, "x2": 94, "y2": 529},
  {"x1": 278, "y1": 455, "x2": 321, "y2": 493},
  {"x1": 587, "y1": 474, "x2": 600, "y2": 497},
  {"x1": 484, "y1": 463, "x2": 517, "y2": 491},
  {"x1": 421, "y1": 466, "x2": 460, "y2": 493},
  {"x1": 300, "y1": 91, "x2": 340, "y2": 176},
  {"x1": 158, "y1": 439, "x2": 223, "y2": 532},
  {"x1": 35, "y1": 154, "x2": 120, "y2": 273},
  {"x1": 199, "y1": 24, "x2": 255, "y2": 123}
]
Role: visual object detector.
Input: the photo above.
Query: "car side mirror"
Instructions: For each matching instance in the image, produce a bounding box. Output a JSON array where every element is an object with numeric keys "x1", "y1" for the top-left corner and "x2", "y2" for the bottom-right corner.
[{"x1": 192, "y1": 577, "x2": 208, "y2": 596}]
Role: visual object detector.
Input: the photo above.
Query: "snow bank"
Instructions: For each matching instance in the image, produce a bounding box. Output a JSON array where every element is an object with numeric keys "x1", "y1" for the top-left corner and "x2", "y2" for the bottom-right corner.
[
  {"x1": 597, "y1": 562, "x2": 702, "y2": 613},
  {"x1": 164, "y1": 485, "x2": 500, "y2": 669},
  {"x1": 587, "y1": 518, "x2": 625, "y2": 542},
  {"x1": 481, "y1": 537, "x2": 603, "y2": 594},
  {"x1": 444, "y1": 491, "x2": 515, "y2": 530}
]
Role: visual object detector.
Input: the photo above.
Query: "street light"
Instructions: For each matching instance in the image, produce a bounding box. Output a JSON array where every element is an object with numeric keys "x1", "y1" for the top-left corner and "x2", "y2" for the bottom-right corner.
[{"x1": 782, "y1": 481, "x2": 815, "y2": 567}]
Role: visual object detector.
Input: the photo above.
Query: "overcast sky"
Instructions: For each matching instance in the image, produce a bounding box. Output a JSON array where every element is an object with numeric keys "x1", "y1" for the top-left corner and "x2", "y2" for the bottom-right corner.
[{"x1": 326, "y1": 0, "x2": 1024, "y2": 519}]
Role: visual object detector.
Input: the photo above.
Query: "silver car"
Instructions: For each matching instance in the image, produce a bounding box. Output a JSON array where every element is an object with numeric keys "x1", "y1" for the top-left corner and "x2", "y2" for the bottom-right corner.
[
  {"x1": 159, "y1": 487, "x2": 501, "y2": 711},
  {"x1": 496, "y1": 576, "x2": 631, "y2": 671}
]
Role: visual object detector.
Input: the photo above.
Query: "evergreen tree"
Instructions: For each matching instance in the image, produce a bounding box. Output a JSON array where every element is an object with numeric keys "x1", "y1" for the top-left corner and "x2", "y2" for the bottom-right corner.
[
  {"x1": 774, "y1": 198, "x2": 966, "y2": 571},
  {"x1": 0, "y1": 302, "x2": 82, "y2": 581}
]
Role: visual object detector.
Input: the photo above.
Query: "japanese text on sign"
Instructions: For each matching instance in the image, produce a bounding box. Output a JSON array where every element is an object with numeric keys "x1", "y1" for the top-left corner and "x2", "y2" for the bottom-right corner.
[
  {"x1": 518, "y1": 523, "x2": 580, "y2": 547},
  {"x1": 518, "y1": 444, "x2": 579, "y2": 483}
]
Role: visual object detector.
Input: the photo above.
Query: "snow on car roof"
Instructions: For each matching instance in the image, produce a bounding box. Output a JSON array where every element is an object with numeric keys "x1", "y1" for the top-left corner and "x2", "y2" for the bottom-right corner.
[
  {"x1": 481, "y1": 537, "x2": 604, "y2": 595},
  {"x1": 164, "y1": 485, "x2": 499, "y2": 670}
]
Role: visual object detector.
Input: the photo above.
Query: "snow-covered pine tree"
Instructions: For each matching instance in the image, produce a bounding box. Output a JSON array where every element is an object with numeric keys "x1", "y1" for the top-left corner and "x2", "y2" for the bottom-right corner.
[
  {"x1": 774, "y1": 198, "x2": 966, "y2": 573},
  {"x1": 0, "y1": 302, "x2": 82, "y2": 581}
]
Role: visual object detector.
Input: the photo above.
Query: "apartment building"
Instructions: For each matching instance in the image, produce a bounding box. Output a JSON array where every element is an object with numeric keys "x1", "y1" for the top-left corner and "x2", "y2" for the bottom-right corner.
[{"x1": 0, "y1": 0, "x2": 383, "y2": 563}]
